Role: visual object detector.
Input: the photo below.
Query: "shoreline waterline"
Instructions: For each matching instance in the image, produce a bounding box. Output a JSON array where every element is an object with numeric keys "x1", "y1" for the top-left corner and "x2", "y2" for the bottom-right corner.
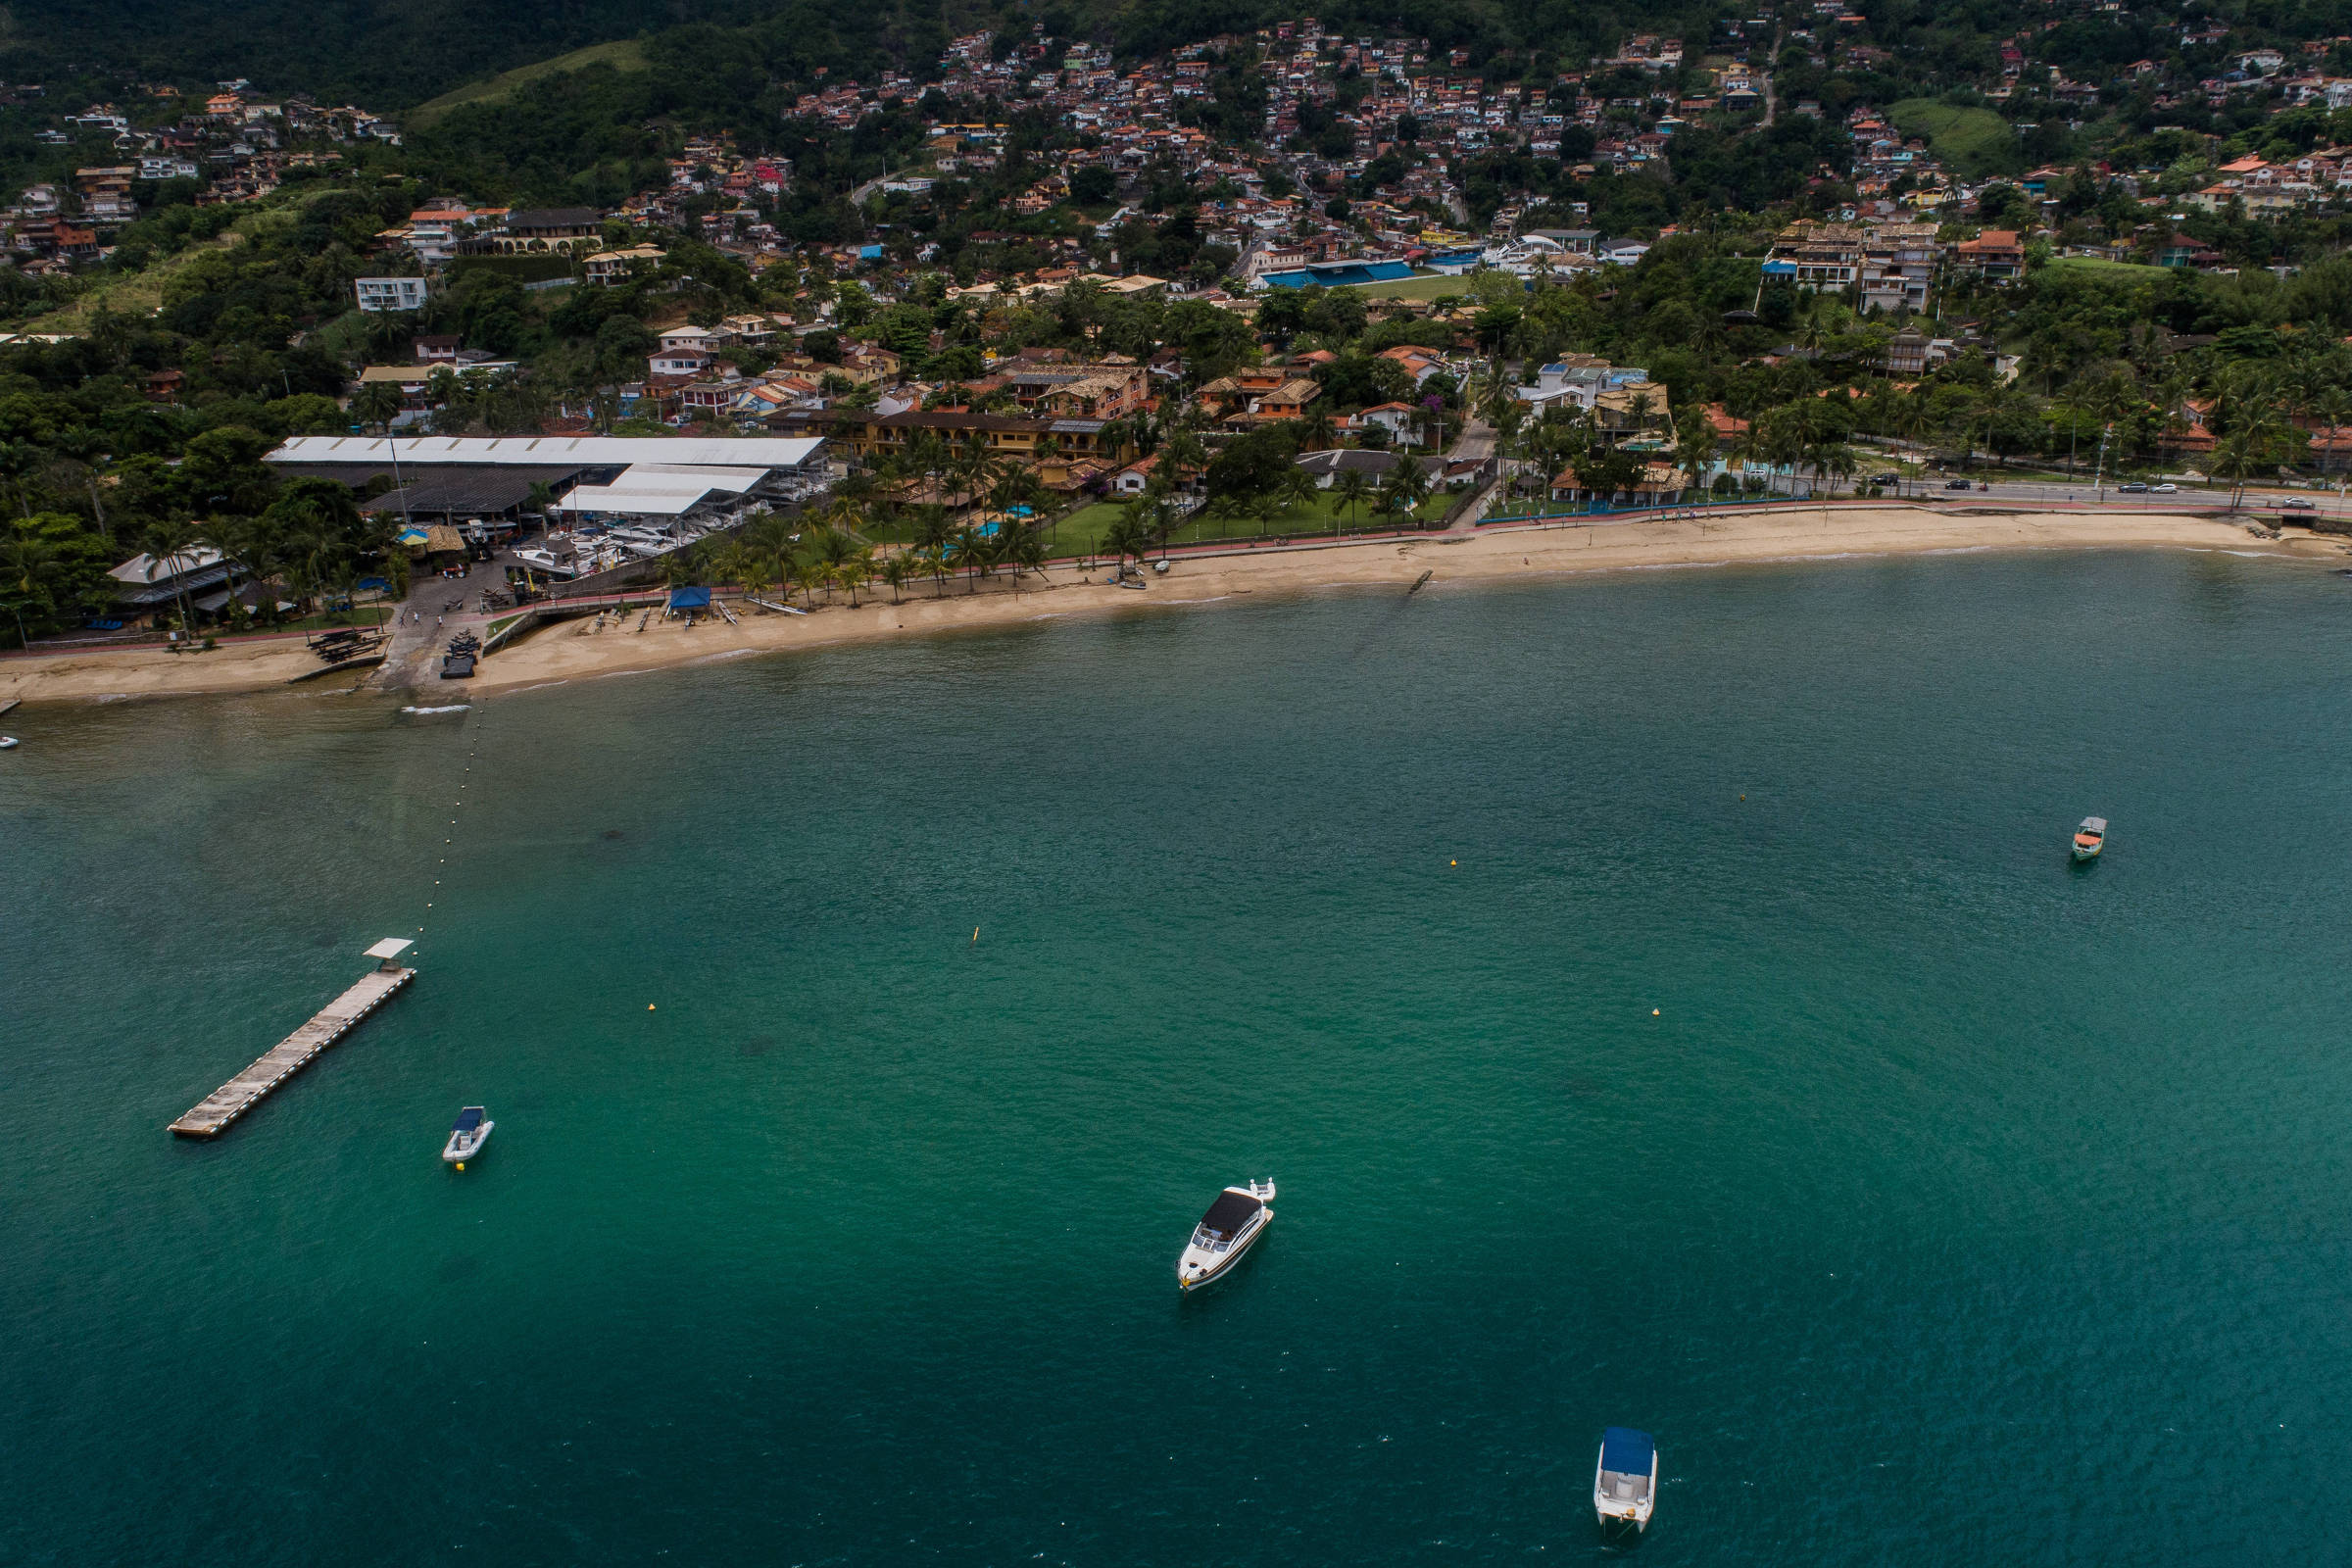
[{"x1": 3, "y1": 505, "x2": 2339, "y2": 706}]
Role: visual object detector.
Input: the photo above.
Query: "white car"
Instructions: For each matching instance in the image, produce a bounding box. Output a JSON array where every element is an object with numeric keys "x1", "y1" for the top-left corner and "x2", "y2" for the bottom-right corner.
[{"x1": 2153, "y1": 482, "x2": 2178, "y2": 493}]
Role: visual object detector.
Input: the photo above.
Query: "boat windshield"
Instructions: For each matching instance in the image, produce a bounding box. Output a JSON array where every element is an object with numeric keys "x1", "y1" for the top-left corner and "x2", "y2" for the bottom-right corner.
[{"x1": 1195, "y1": 1190, "x2": 1262, "y2": 1240}]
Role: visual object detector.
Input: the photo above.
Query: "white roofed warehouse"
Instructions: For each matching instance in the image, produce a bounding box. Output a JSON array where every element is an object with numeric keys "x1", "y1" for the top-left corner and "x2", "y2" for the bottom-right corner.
[{"x1": 265, "y1": 435, "x2": 831, "y2": 528}]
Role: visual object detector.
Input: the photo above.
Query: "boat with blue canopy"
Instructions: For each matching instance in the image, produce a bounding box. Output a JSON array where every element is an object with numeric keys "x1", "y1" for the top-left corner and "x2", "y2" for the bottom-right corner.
[
  {"x1": 1593, "y1": 1426, "x2": 1657, "y2": 1532},
  {"x1": 442, "y1": 1105, "x2": 493, "y2": 1167}
]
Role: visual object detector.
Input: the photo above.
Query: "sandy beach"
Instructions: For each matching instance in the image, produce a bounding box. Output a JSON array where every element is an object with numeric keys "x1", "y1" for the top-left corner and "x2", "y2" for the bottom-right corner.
[{"x1": 6, "y1": 505, "x2": 2344, "y2": 706}]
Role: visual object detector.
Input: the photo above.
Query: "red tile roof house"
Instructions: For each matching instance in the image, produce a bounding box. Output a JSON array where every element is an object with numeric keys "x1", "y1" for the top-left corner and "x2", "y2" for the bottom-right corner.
[{"x1": 1955, "y1": 228, "x2": 2026, "y2": 280}]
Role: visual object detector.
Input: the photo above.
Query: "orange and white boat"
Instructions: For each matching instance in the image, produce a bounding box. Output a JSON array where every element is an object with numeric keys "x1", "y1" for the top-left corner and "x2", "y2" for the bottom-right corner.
[{"x1": 2072, "y1": 816, "x2": 2107, "y2": 862}]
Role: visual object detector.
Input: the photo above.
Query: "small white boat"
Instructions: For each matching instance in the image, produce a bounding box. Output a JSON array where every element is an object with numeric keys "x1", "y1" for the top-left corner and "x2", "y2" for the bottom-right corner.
[
  {"x1": 2072, "y1": 815, "x2": 2107, "y2": 862},
  {"x1": 1593, "y1": 1427, "x2": 1657, "y2": 1533},
  {"x1": 1177, "y1": 1179, "x2": 1275, "y2": 1291},
  {"x1": 0, "y1": 736, "x2": 18, "y2": 750},
  {"x1": 442, "y1": 1105, "x2": 493, "y2": 1167}
]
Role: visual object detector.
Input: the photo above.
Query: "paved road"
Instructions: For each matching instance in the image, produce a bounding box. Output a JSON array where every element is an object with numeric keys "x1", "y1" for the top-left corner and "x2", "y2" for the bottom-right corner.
[
  {"x1": 374, "y1": 556, "x2": 514, "y2": 689},
  {"x1": 1449, "y1": 419, "x2": 1496, "y2": 463},
  {"x1": 1870, "y1": 477, "x2": 2345, "y2": 517}
]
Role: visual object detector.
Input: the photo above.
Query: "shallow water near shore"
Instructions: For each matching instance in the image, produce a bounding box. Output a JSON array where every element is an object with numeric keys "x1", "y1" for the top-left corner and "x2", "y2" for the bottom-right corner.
[{"x1": 5, "y1": 551, "x2": 2352, "y2": 1565}]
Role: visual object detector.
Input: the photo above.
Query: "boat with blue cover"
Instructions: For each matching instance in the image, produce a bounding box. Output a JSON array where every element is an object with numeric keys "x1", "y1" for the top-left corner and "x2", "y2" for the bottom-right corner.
[
  {"x1": 1593, "y1": 1426, "x2": 1657, "y2": 1532},
  {"x1": 442, "y1": 1106, "x2": 493, "y2": 1166}
]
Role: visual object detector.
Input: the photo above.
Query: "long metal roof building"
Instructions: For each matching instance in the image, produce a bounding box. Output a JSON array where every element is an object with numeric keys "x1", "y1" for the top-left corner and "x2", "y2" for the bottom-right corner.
[{"x1": 265, "y1": 435, "x2": 827, "y2": 469}]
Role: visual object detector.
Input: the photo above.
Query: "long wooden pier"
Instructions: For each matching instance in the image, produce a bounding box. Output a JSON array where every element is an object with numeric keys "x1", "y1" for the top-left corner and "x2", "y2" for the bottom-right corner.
[{"x1": 169, "y1": 940, "x2": 416, "y2": 1139}]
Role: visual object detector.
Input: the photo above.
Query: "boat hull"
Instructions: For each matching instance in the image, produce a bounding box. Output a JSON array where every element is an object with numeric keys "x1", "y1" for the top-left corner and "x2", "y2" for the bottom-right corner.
[
  {"x1": 2072, "y1": 843, "x2": 2101, "y2": 862},
  {"x1": 442, "y1": 1124, "x2": 493, "y2": 1164},
  {"x1": 1177, "y1": 1210, "x2": 1270, "y2": 1292}
]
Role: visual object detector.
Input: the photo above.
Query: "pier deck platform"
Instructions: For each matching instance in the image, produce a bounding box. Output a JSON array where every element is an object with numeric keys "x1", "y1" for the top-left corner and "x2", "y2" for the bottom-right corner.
[{"x1": 169, "y1": 941, "x2": 416, "y2": 1138}]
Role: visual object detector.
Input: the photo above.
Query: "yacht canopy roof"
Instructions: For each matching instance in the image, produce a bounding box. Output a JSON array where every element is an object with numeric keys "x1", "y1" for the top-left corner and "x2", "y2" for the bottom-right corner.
[
  {"x1": 1599, "y1": 1428, "x2": 1654, "y2": 1476},
  {"x1": 452, "y1": 1108, "x2": 484, "y2": 1132},
  {"x1": 1197, "y1": 1189, "x2": 1263, "y2": 1239}
]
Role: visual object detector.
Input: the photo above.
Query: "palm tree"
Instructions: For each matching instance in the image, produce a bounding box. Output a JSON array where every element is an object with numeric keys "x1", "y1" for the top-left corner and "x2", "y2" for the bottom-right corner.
[
  {"x1": 1276, "y1": 463, "x2": 1318, "y2": 526},
  {"x1": 1103, "y1": 511, "x2": 1155, "y2": 573},
  {"x1": 881, "y1": 552, "x2": 912, "y2": 604},
  {"x1": 1160, "y1": 425, "x2": 1208, "y2": 488},
  {"x1": 739, "y1": 545, "x2": 774, "y2": 606},
  {"x1": 142, "y1": 514, "x2": 207, "y2": 634},
  {"x1": 2314, "y1": 388, "x2": 2352, "y2": 475},
  {"x1": 1624, "y1": 388, "x2": 1658, "y2": 446},
  {"x1": 1332, "y1": 466, "x2": 1371, "y2": 533},
  {"x1": 2212, "y1": 420, "x2": 2276, "y2": 511},
  {"x1": 1389, "y1": 456, "x2": 1434, "y2": 520},
  {"x1": 912, "y1": 505, "x2": 955, "y2": 594},
  {"x1": 839, "y1": 544, "x2": 875, "y2": 607},
  {"x1": 0, "y1": 518, "x2": 52, "y2": 649},
  {"x1": 1298, "y1": 402, "x2": 1337, "y2": 453},
  {"x1": 1003, "y1": 526, "x2": 1046, "y2": 590},
  {"x1": 352, "y1": 379, "x2": 404, "y2": 434},
  {"x1": 1671, "y1": 418, "x2": 1719, "y2": 504},
  {"x1": 953, "y1": 524, "x2": 986, "y2": 591},
  {"x1": 1807, "y1": 440, "x2": 1857, "y2": 502}
]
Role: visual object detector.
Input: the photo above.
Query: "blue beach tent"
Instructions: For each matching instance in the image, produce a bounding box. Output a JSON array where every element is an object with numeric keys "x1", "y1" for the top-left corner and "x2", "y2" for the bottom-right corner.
[{"x1": 666, "y1": 586, "x2": 712, "y2": 612}]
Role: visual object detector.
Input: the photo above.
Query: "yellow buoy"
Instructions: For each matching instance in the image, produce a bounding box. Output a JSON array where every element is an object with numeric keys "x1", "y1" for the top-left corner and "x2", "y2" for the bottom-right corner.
[
  {"x1": 972, "y1": 926, "x2": 980, "y2": 944},
  {"x1": 455, "y1": 1161, "x2": 465, "y2": 1171},
  {"x1": 648, "y1": 1004, "x2": 657, "y2": 1011},
  {"x1": 1651, "y1": 1008, "x2": 1660, "y2": 1016},
  {"x1": 1450, "y1": 859, "x2": 1457, "y2": 866}
]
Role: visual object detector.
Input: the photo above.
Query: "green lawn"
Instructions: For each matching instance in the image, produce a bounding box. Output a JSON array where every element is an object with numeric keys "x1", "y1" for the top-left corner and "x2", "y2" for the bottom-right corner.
[
  {"x1": 1329, "y1": 273, "x2": 1476, "y2": 302},
  {"x1": 1887, "y1": 99, "x2": 2022, "y2": 181},
  {"x1": 858, "y1": 487, "x2": 1454, "y2": 564},
  {"x1": 1044, "y1": 488, "x2": 1451, "y2": 560},
  {"x1": 410, "y1": 39, "x2": 649, "y2": 123}
]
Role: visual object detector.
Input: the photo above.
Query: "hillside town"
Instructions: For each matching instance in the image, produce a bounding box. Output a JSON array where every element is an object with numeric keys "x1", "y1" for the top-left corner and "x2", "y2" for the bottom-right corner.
[{"x1": 7, "y1": 1, "x2": 2352, "y2": 644}]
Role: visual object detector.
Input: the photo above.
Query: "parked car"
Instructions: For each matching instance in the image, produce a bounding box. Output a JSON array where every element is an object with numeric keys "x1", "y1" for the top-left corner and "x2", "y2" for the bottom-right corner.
[
  {"x1": 1945, "y1": 477, "x2": 1974, "y2": 490},
  {"x1": 2120, "y1": 481, "x2": 2149, "y2": 493}
]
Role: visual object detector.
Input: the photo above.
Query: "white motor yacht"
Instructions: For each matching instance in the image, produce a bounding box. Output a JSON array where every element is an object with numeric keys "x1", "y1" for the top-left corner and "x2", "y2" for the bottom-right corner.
[
  {"x1": 1176, "y1": 1179, "x2": 1275, "y2": 1292},
  {"x1": 442, "y1": 1105, "x2": 493, "y2": 1167},
  {"x1": 511, "y1": 548, "x2": 578, "y2": 579},
  {"x1": 1592, "y1": 1427, "x2": 1657, "y2": 1533}
]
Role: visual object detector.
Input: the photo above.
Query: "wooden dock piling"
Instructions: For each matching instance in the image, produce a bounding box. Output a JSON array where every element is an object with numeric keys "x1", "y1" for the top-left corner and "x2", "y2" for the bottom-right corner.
[{"x1": 169, "y1": 939, "x2": 416, "y2": 1139}]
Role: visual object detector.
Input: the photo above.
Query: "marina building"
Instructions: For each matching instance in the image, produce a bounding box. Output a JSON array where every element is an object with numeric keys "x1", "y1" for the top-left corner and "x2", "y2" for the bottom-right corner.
[{"x1": 265, "y1": 435, "x2": 830, "y2": 528}]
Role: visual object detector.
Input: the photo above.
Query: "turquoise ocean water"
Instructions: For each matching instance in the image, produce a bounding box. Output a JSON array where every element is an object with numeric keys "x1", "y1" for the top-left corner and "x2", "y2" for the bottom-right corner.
[{"x1": 5, "y1": 551, "x2": 2352, "y2": 1564}]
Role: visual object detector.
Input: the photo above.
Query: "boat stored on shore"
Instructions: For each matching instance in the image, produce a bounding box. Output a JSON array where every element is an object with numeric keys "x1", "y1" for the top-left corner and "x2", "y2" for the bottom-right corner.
[
  {"x1": 442, "y1": 1106, "x2": 493, "y2": 1166},
  {"x1": 1177, "y1": 1179, "x2": 1275, "y2": 1291},
  {"x1": 2072, "y1": 815, "x2": 2107, "y2": 862},
  {"x1": 1592, "y1": 1427, "x2": 1657, "y2": 1533}
]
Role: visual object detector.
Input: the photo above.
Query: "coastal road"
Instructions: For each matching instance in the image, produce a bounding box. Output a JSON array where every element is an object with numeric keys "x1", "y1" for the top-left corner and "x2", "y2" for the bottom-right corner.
[{"x1": 1876, "y1": 478, "x2": 2347, "y2": 517}]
